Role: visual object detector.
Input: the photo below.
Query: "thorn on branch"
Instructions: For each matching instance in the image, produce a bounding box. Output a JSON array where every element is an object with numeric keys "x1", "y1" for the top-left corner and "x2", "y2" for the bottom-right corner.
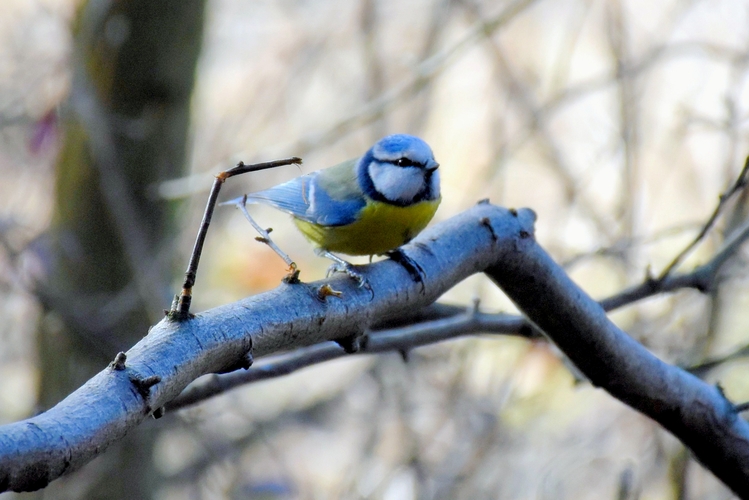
[
  {"x1": 217, "y1": 344, "x2": 255, "y2": 373},
  {"x1": 243, "y1": 351, "x2": 254, "y2": 369},
  {"x1": 480, "y1": 217, "x2": 497, "y2": 241},
  {"x1": 317, "y1": 284, "x2": 343, "y2": 300},
  {"x1": 335, "y1": 333, "x2": 362, "y2": 354},
  {"x1": 735, "y1": 402, "x2": 749, "y2": 414},
  {"x1": 469, "y1": 297, "x2": 481, "y2": 315},
  {"x1": 219, "y1": 353, "x2": 255, "y2": 373},
  {"x1": 715, "y1": 382, "x2": 727, "y2": 399},
  {"x1": 109, "y1": 352, "x2": 127, "y2": 371},
  {"x1": 282, "y1": 264, "x2": 301, "y2": 284},
  {"x1": 129, "y1": 373, "x2": 162, "y2": 401}
]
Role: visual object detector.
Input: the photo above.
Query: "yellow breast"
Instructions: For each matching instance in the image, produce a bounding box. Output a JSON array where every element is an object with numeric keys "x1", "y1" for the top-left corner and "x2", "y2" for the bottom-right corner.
[{"x1": 293, "y1": 198, "x2": 441, "y2": 256}]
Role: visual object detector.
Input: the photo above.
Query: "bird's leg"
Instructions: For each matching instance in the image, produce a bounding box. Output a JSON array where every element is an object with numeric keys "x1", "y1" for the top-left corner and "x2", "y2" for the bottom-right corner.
[
  {"x1": 315, "y1": 248, "x2": 371, "y2": 290},
  {"x1": 232, "y1": 196, "x2": 300, "y2": 283},
  {"x1": 386, "y1": 247, "x2": 426, "y2": 293}
]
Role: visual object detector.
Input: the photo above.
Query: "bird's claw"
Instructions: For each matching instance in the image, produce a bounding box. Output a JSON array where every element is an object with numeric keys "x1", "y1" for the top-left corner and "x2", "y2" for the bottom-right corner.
[{"x1": 327, "y1": 262, "x2": 372, "y2": 291}]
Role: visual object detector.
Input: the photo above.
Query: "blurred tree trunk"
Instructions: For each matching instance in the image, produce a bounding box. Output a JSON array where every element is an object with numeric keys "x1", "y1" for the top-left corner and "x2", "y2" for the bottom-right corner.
[{"x1": 34, "y1": 1, "x2": 205, "y2": 498}]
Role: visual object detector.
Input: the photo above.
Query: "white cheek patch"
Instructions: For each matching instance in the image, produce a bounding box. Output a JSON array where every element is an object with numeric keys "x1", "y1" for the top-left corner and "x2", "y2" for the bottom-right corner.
[{"x1": 368, "y1": 162, "x2": 424, "y2": 203}]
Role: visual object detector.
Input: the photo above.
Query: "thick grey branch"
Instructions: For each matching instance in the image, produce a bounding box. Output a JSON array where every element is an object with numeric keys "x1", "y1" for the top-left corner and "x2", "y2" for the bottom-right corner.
[
  {"x1": 483, "y1": 221, "x2": 749, "y2": 497},
  {"x1": 3, "y1": 202, "x2": 749, "y2": 496},
  {"x1": 166, "y1": 309, "x2": 530, "y2": 411},
  {"x1": 168, "y1": 216, "x2": 749, "y2": 411},
  {"x1": 0, "y1": 203, "x2": 532, "y2": 492}
]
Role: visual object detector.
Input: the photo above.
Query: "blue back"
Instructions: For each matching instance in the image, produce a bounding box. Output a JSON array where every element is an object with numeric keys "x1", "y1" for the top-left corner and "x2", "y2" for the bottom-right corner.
[{"x1": 246, "y1": 159, "x2": 365, "y2": 227}]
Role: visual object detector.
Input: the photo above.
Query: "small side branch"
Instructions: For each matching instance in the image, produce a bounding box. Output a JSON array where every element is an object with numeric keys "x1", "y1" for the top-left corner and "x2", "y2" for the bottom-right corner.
[
  {"x1": 602, "y1": 218, "x2": 749, "y2": 310},
  {"x1": 657, "y1": 155, "x2": 749, "y2": 281},
  {"x1": 168, "y1": 157, "x2": 302, "y2": 321}
]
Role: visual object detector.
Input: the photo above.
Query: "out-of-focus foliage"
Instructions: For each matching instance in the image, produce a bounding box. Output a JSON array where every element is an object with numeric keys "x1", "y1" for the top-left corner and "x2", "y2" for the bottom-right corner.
[{"x1": 1, "y1": 0, "x2": 749, "y2": 499}]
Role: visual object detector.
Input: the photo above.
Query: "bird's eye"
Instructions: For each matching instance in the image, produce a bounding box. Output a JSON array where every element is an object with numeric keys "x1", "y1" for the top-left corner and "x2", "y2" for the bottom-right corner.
[{"x1": 394, "y1": 158, "x2": 417, "y2": 167}]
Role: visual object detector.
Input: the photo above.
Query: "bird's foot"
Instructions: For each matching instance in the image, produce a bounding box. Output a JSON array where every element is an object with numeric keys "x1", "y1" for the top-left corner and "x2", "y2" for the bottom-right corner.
[
  {"x1": 326, "y1": 261, "x2": 371, "y2": 291},
  {"x1": 317, "y1": 248, "x2": 372, "y2": 292}
]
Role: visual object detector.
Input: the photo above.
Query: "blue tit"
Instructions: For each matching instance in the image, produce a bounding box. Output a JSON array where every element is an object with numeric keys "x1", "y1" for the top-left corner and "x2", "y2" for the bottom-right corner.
[{"x1": 226, "y1": 134, "x2": 440, "y2": 281}]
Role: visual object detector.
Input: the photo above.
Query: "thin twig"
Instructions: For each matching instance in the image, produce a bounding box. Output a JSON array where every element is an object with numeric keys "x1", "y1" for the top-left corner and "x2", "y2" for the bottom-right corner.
[
  {"x1": 233, "y1": 196, "x2": 300, "y2": 283},
  {"x1": 735, "y1": 402, "x2": 749, "y2": 413},
  {"x1": 599, "y1": 220, "x2": 749, "y2": 311},
  {"x1": 169, "y1": 157, "x2": 302, "y2": 321},
  {"x1": 561, "y1": 221, "x2": 702, "y2": 269},
  {"x1": 687, "y1": 343, "x2": 749, "y2": 378},
  {"x1": 657, "y1": 155, "x2": 749, "y2": 281}
]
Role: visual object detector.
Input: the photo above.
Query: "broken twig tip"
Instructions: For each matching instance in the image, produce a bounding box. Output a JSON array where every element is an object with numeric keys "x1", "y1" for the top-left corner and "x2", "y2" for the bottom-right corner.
[
  {"x1": 110, "y1": 352, "x2": 127, "y2": 371},
  {"x1": 334, "y1": 334, "x2": 361, "y2": 354},
  {"x1": 317, "y1": 283, "x2": 343, "y2": 300},
  {"x1": 283, "y1": 265, "x2": 301, "y2": 284}
]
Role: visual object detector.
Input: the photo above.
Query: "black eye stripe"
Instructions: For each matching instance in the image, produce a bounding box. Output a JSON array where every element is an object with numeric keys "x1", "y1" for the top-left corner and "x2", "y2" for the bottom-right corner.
[{"x1": 391, "y1": 158, "x2": 420, "y2": 168}]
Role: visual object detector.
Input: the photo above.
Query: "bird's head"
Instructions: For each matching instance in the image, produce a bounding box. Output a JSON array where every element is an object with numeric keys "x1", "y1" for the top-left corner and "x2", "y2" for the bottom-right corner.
[{"x1": 359, "y1": 134, "x2": 440, "y2": 206}]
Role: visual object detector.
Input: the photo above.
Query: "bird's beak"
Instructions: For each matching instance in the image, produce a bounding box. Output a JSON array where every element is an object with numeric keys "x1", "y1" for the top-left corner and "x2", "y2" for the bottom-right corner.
[{"x1": 426, "y1": 160, "x2": 440, "y2": 172}]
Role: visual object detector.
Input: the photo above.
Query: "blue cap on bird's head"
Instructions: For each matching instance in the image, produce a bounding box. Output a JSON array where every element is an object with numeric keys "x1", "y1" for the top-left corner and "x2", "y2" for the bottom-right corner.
[
  {"x1": 358, "y1": 134, "x2": 440, "y2": 207},
  {"x1": 372, "y1": 134, "x2": 437, "y2": 170}
]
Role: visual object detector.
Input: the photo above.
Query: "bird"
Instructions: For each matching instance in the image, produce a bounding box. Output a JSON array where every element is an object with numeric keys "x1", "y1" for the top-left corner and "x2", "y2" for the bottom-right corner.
[{"x1": 224, "y1": 134, "x2": 441, "y2": 287}]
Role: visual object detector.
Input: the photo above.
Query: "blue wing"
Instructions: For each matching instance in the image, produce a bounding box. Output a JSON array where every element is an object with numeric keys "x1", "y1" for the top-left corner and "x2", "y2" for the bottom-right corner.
[{"x1": 226, "y1": 159, "x2": 366, "y2": 227}]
